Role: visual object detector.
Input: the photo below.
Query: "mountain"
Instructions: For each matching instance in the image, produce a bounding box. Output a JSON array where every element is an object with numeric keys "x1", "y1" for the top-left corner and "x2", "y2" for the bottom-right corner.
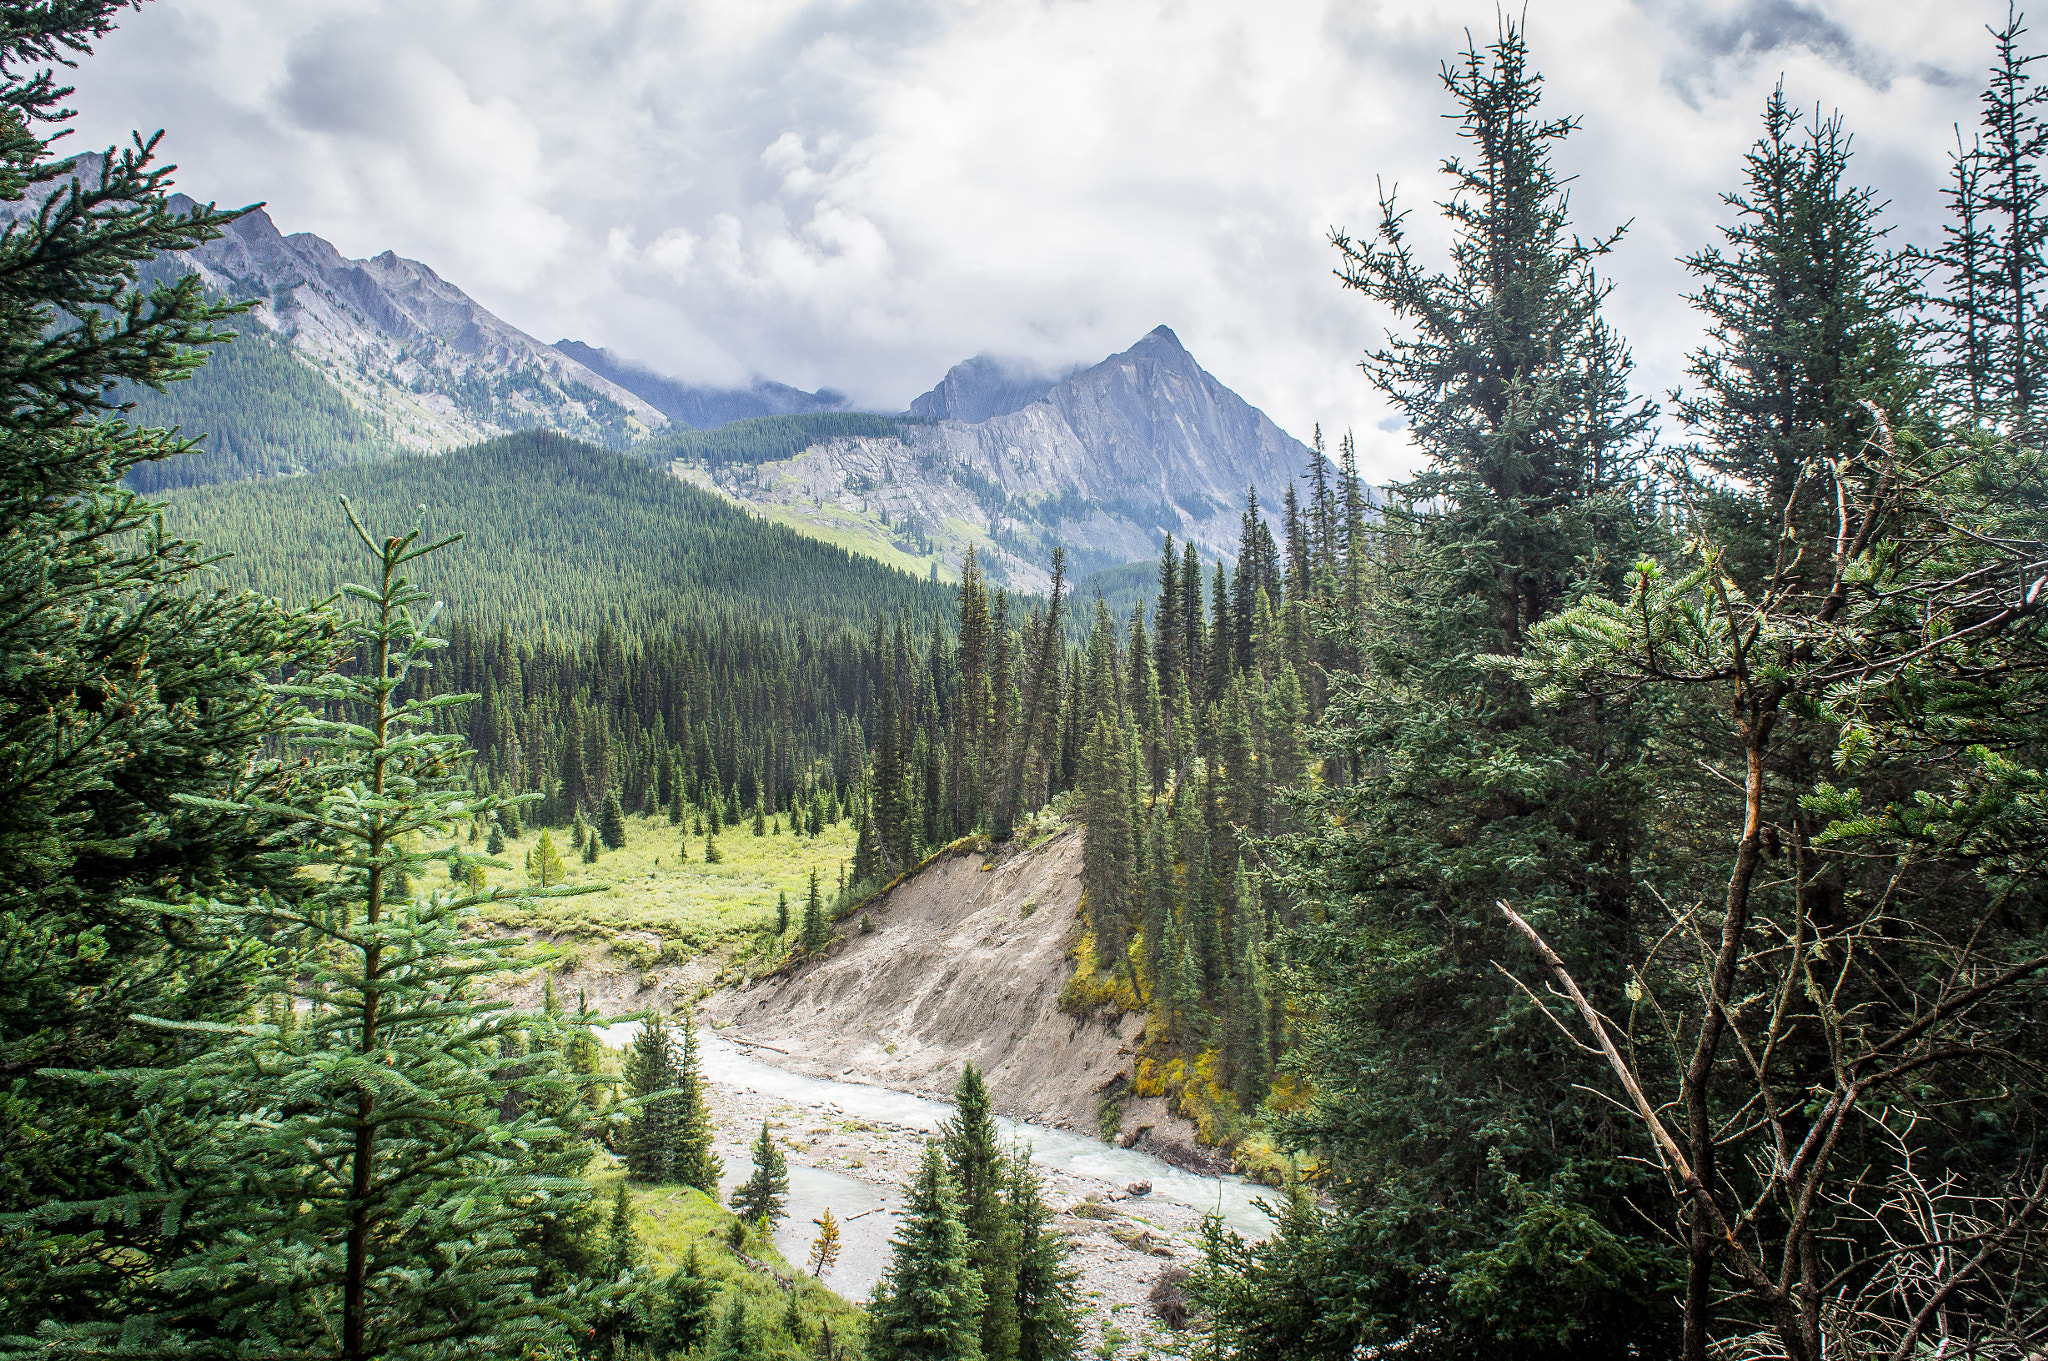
[
  {"x1": 668, "y1": 326, "x2": 1309, "y2": 592},
  {"x1": 907, "y1": 354, "x2": 1078, "y2": 423},
  {"x1": 554, "y1": 340, "x2": 848, "y2": 429},
  {"x1": 41, "y1": 157, "x2": 1316, "y2": 588},
  {"x1": 17, "y1": 153, "x2": 671, "y2": 484}
]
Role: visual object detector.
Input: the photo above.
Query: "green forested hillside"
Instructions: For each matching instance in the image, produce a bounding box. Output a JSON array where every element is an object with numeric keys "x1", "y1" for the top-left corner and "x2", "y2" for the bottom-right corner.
[
  {"x1": 159, "y1": 429, "x2": 952, "y2": 635},
  {"x1": 640, "y1": 411, "x2": 925, "y2": 468},
  {"x1": 120, "y1": 320, "x2": 394, "y2": 492}
]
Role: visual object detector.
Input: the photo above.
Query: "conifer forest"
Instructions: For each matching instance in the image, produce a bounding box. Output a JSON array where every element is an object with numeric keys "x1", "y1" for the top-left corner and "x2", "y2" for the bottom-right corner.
[{"x1": 4, "y1": 3, "x2": 2048, "y2": 1359}]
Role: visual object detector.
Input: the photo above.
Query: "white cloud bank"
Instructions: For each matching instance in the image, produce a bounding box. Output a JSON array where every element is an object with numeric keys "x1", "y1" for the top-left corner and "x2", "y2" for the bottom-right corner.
[{"x1": 62, "y1": 0, "x2": 1995, "y2": 480}]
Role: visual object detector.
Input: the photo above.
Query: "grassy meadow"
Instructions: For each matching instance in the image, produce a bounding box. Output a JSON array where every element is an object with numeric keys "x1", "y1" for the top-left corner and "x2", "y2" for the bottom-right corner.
[{"x1": 472, "y1": 811, "x2": 860, "y2": 973}]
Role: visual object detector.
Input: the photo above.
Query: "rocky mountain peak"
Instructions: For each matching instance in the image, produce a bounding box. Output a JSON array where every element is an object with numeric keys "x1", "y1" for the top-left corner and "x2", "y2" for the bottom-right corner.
[{"x1": 908, "y1": 353, "x2": 1076, "y2": 424}]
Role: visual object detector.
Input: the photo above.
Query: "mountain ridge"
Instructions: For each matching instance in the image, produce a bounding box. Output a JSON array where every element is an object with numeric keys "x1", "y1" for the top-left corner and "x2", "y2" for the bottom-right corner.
[{"x1": 672, "y1": 325, "x2": 1307, "y2": 592}]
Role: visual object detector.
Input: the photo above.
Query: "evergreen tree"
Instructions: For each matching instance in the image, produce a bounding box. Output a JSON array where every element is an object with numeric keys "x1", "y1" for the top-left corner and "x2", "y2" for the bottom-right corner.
[
  {"x1": 1078, "y1": 715, "x2": 1138, "y2": 985},
  {"x1": 1677, "y1": 86, "x2": 1924, "y2": 586},
  {"x1": 604, "y1": 1182, "x2": 642, "y2": 1280},
  {"x1": 1006, "y1": 1150, "x2": 1080, "y2": 1361},
  {"x1": 528, "y1": 829, "x2": 568, "y2": 886},
  {"x1": 487, "y1": 821, "x2": 506, "y2": 856},
  {"x1": 801, "y1": 867, "x2": 831, "y2": 953},
  {"x1": 867, "y1": 1145, "x2": 986, "y2": 1361},
  {"x1": 655, "y1": 1248, "x2": 716, "y2": 1355},
  {"x1": 1931, "y1": 7, "x2": 2048, "y2": 431},
  {"x1": 0, "y1": 8, "x2": 348, "y2": 1339},
  {"x1": 943, "y1": 1066, "x2": 1020, "y2": 1361},
  {"x1": 732, "y1": 1121, "x2": 789, "y2": 1229},
  {"x1": 52, "y1": 514, "x2": 608, "y2": 1358},
  {"x1": 670, "y1": 1013, "x2": 723, "y2": 1194},
  {"x1": 704, "y1": 832, "x2": 722, "y2": 863},
  {"x1": 713, "y1": 1294, "x2": 757, "y2": 1361},
  {"x1": 623, "y1": 1010, "x2": 680, "y2": 1182},
  {"x1": 600, "y1": 786, "x2": 629, "y2": 850},
  {"x1": 1228, "y1": 22, "x2": 1671, "y2": 1355}
]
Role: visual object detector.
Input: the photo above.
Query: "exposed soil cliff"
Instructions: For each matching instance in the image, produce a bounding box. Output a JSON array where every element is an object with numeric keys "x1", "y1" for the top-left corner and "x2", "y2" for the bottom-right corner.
[{"x1": 702, "y1": 829, "x2": 1216, "y2": 1168}]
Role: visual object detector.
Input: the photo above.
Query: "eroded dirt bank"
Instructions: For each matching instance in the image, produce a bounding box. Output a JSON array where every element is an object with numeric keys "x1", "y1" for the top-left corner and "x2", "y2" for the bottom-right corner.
[{"x1": 702, "y1": 829, "x2": 1213, "y2": 1167}]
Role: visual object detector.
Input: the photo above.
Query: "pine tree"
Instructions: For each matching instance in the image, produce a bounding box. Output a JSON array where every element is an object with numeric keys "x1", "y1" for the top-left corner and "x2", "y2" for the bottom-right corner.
[
  {"x1": 604, "y1": 1182, "x2": 642, "y2": 1280},
  {"x1": 943, "y1": 1065, "x2": 1020, "y2": 1361},
  {"x1": 801, "y1": 867, "x2": 830, "y2": 953},
  {"x1": 0, "y1": 10, "x2": 352, "y2": 1339},
  {"x1": 623, "y1": 1011, "x2": 679, "y2": 1182},
  {"x1": 487, "y1": 821, "x2": 506, "y2": 856},
  {"x1": 656, "y1": 1247, "x2": 716, "y2": 1355},
  {"x1": 1933, "y1": 8, "x2": 2048, "y2": 432},
  {"x1": 1677, "y1": 85, "x2": 1923, "y2": 587},
  {"x1": 867, "y1": 1145, "x2": 986, "y2": 1361},
  {"x1": 671, "y1": 1012, "x2": 723, "y2": 1194},
  {"x1": 524, "y1": 826, "x2": 565, "y2": 892},
  {"x1": 1007, "y1": 1150, "x2": 1080, "y2": 1361},
  {"x1": 1078, "y1": 714, "x2": 1138, "y2": 985},
  {"x1": 600, "y1": 787, "x2": 629, "y2": 850},
  {"x1": 732, "y1": 1121, "x2": 789, "y2": 1229},
  {"x1": 1234, "y1": 21, "x2": 1670, "y2": 1354},
  {"x1": 59, "y1": 513, "x2": 609, "y2": 1358},
  {"x1": 712, "y1": 1294, "x2": 756, "y2": 1361},
  {"x1": 775, "y1": 890, "x2": 790, "y2": 936},
  {"x1": 704, "y1": 832, "x2": 722, "y2": 863},
  {"x1": 669, "y1": 785, "x2": 686, "y2": 826}
]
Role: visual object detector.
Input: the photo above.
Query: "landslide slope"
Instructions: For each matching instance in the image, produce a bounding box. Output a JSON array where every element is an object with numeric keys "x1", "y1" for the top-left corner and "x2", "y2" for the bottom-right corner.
[{"x1": 707, "y1": 830, "x2": 1203, "y2": 1160}]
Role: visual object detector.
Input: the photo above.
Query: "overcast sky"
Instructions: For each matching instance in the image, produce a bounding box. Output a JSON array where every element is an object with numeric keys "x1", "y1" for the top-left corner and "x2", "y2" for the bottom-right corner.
[{"x1": 62, "y1": 0, "x2": 1999, "y2": 480}]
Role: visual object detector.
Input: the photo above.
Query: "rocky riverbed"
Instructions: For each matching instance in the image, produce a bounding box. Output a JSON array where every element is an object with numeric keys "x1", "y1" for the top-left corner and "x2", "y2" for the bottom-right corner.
[{"x1": 701, "y1": 1052, "x2": 1223, "y2": 1357}]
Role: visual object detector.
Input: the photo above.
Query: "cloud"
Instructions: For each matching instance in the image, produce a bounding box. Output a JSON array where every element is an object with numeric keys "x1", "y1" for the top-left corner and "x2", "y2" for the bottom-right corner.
[{"x1": 60, "y1": 0, "x2": 1999, "y2": 482}]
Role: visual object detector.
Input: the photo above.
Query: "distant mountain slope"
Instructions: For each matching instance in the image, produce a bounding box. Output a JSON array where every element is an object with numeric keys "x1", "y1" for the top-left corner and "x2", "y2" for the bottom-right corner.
[
  {"x1": 14, "y1": 154, "x2": 672, "y2": 487},
  {"x1": 121, "y1": 321, "x2": 396, "y2": 492},
  {"x1": 669, "y1": 326, "x2": 1309, "y2": 592},
  {"x1": 157, "y1": 431, "x2": 955, "y2": 638},
  {"x1": 907, "y1": 354, "x2": 1078, "y2": 423},
  {"x1": 554, "y1": 340, "x2": 848, "y2": 429}
]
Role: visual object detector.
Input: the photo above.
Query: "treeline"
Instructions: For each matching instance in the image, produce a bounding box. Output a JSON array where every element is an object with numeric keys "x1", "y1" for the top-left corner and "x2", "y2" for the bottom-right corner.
[{"x1": 641, "y1": 411, "x2": 929, "y2": 469}]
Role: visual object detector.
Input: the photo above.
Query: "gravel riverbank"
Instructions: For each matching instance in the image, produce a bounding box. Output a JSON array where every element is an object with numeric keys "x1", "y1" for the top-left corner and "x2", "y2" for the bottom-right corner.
[{"x1": 702, "y1": 1055, "x2": 1224, "y2": 1356}]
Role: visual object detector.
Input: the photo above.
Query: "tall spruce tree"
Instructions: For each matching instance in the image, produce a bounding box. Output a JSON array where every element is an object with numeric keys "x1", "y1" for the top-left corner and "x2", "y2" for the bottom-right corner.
[
  {"x1": 867, "y1": 1145, "x2": 985, "y2": 1361},
  {"x1": 1677, "y1": 86, "x2": 1925, "y2": 587},
  {"x1": 0, "y1": 5, "x2": 340, "y2": 1340},
  {"x1": 1223, "y1": 21, "x2": 1672, "y2": 1356},
  {"x1": 942, "y1": 1066, "x2": 1019, "y2": 1361},
  {"x1": 670, "y1": 1012, "x2": 723, "y2": 1194},
  {"x1": 37, "y1": 514, "x2": 610, "y2": 1359},
  {"x1": 732, "y1": 1121, "x2": 788, "y2": 1229},
  {"x1": 801, "y1": 866, "x2": 830, "y2": 953},
  {"x1": 1005, "y1": 1150, "x2": 1079, "y2": 1361}
]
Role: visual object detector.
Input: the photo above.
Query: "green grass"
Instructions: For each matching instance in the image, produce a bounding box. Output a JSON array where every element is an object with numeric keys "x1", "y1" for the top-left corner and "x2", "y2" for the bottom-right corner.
[
  {"x1": 478, "y1": 812, "x2": 859, "y2": 963},
  {"x1": 593, "y1": 1168, "x2": 866, "y2": 1351}
]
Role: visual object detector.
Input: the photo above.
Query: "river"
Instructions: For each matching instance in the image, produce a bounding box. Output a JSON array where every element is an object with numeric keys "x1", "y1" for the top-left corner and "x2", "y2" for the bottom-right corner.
[{"x1": 596, "y1": 1022, "x2": 1275, "y2": 1298}]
